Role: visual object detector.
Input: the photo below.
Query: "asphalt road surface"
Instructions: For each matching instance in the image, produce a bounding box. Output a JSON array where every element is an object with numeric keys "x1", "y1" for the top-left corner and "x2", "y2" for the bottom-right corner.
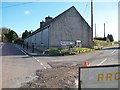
[
  {"x1": 1, "y1": 43, "x2": 51, "y2": 88},
  {"x1": 1, "y1": 43, "x2": 119, "y2": 89},
  {"x1": 35, "y1": 44, "x2": 119, "y2": 66}
]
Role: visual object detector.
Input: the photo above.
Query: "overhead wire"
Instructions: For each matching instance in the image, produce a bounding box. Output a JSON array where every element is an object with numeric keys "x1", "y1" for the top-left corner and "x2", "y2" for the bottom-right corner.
[
  {"x1": 84, "y1": 2, "x2": 89, "y2": 15},
  {"x1": 1, "y1": 2, "x2": 33, "y2": 8},
  {"x1": 83, "y1": 2, "x2": 90, "y2": 24}
]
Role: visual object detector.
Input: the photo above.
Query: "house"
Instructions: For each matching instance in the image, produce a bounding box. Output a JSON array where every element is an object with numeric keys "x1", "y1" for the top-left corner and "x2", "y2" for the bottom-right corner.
[{"x1": 24, "y1": 6, "x2": 93, "y2": 51}]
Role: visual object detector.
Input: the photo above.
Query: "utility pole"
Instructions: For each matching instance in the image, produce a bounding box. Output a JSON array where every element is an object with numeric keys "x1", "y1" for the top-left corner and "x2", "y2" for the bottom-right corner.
[
  {"x1": 104, "y1": 23, "x2": 105, "y2": 38},
  {"x1": 95, "y1": 24, "x2": 96, "y2": 38},
  {"x1": 91, "y1": 0, "x2": 93, "y2": 48}
]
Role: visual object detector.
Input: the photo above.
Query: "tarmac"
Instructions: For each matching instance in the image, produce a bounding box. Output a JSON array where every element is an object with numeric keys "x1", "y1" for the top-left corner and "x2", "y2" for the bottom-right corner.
[{"x1": 15, "y1": 44, "x2": 44, "y2": 56}]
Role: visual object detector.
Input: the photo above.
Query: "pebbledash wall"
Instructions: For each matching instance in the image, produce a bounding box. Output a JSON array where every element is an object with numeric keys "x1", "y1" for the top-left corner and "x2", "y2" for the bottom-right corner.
[{"x1": 24, "y1": 6, "x2": 92, "y2": 51}]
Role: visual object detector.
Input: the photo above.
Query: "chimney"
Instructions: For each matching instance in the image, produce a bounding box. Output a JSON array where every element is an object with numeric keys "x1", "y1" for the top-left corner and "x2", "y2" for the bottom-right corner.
[
  {"x1": 45, "y1": 16, "x2": 52, "y2": 22},
  {"x1": 40, "y1": 20, "x2": 45, "y2": 28}
]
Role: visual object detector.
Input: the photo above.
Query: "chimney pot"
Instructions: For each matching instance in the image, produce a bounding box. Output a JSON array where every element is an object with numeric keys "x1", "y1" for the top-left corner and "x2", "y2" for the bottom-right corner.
[
  {"x1": 40, "y1": 20, "x2": 45, "y2": 28},
  {"x1": 45, "y1": 16, "x2": 52, "y2": 22}
]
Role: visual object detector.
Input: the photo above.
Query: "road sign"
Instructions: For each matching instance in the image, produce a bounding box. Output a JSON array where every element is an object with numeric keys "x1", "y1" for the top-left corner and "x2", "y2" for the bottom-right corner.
[
  {"x1": 60, "y1": 40, "x2": 75, "y2": 46},
  {"x1": 79, "y1": 64, "x2": 120, "y2": 89}
]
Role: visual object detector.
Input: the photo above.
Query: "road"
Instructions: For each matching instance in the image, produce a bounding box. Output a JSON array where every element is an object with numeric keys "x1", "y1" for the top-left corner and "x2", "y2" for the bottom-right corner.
[
  {"x1": 1, "y1": 43, "x2": 51, "y2": 88},
  {"x1": 89, "y1": 45, "x2": 119, "y2": 66},
  {"x1": 1, "y1": 43, "x2": 119, "y2": 88},
  {"x1": 35, "y1": 44, "x2": 119, "y2": 66}
]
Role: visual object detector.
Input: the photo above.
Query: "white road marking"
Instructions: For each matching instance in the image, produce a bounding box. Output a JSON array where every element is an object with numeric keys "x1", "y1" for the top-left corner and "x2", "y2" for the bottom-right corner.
[
  {"x1": 75, "y1": 79, "x2": 78, "y2": 88},
  {"x1": 25, "y1": 76, "x2": 38, "y2": 83},
  {"x1": 40, "y1": 63, "x2": 43, "y2": 65},
  {"x1": 0, "y1": 43, "x2": 4, "y2": 49},
  {"x1": 36, "y1": 60, "x2": 39, "y2": 62},
  {"x1": 15, "y1": 45, "x2": 49, "y2": 70},
  {"x1": 44, "y1": 67, "x2": 47, "y2": 69},
  {"x1": 34, "y1": 57, "x2": 37, "y2": 60},
  {"x1": 97, "y1": 58, "x2": 107, "y2": 66},
  {"x1": 0, "y1": 46, "x2": 2, "y2": 49},
  {"x1": 21, "y1": 49, "x2": 47, "y2": 69},
  {"x1": 18, "y1": 47, "x2": 27, "y2": 55},
  {"x1": 15, "y1": 45, "x2": 28, "y2": 55},
  {"x1": 111, "y1": 50, "x2": 116, "y2": 54}
]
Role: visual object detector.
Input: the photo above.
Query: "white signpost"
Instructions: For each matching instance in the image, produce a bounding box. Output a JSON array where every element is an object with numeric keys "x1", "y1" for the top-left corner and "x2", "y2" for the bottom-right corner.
[{"x1": 79, "y1": 64, "x2": 120, "y2": 89}]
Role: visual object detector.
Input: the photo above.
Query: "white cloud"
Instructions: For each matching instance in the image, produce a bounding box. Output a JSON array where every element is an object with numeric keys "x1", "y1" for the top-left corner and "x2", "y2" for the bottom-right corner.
[{"x1": 24, "y1": 10, "x2": 30, "y2": 15}]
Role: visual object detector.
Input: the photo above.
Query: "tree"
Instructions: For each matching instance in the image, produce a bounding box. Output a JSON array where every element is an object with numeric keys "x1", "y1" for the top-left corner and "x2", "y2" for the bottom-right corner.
[
  {"x1": 22, "y1": 30, "x2": 31, "y2": 39},
  {"x1": 15, "y1": 38, "x2": 24, "y2": 45},
  {"x1": 107, "y1": 34, "x2": 114, "y2": 42},
  {"x1": 0, "y1": 27, "x2": 10, "y2": 42},
  {"x1": 5, "y1": 30, "x2": 18, "y2": 43}
]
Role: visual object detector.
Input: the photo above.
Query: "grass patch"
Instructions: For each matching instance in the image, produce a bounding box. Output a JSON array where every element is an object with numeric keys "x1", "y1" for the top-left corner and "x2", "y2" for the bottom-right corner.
[
  {"x1": 44, "y1": 47, "x2": 94, "y2": 56},
  {"x1": 73, "y1": 48, "x2": 93, "y2": 54}
]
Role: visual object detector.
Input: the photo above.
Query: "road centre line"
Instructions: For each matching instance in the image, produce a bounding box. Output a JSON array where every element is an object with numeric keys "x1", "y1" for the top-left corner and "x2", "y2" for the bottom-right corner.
[
  {"x1": 0, "y1": 43, "x2": 4, "y2": 49},
  {"x1": 97, "y1": 58, "x2": 107, "y2": 66},
  {"x1": 32, "y1": 56, "x2": 47, "y2": 70},
  {"x1": 35, "y1": 59, "x2": 46, "y2": 69},
  {"x1": 40, "y1": 63, "x2": 43, "y2": 65},
  {"x1": 111, "y1": 50, "x2": 116, "y2": 54},
  {"x1": 0, "y1": 46, "x2": 2, "y2": 49},
  {"x1": 16, "y1": 45, "x2": 47, "y2": 70},
  {"x1": 44, "y1": 67, "x2": 47, "y2": 69},
  {"x1": 17, "y1": 46, "x2": 27, "y2": 55},
  {"x1": 21, "y1": 49, "x2": 27, "y2": 55},
  {"x1": 36, "y1": 60, "x2": 39, "y2": 62},
  {"x1": 34, "y1": 57, "x2": 37, "y2": 60}
]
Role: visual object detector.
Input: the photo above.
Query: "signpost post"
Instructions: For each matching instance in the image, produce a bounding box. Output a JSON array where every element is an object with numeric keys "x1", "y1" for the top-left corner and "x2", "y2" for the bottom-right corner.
[{"x1": 79, "y1": 64, "x2": 120, "y2": 90}]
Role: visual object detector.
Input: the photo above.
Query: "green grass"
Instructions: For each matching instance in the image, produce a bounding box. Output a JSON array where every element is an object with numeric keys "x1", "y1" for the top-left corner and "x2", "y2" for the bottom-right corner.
[{"x1": 73, "y1": 47, "x2": 93, "y2": 54}]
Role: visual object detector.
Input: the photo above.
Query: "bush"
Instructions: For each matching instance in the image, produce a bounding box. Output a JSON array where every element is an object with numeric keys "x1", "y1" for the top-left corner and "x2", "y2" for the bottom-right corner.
[
  {"x1": 60, "y1": 49, "x2": 70, "y2": 55},
  {"x1": 94, "y1": 46, "x2": 103, "y2": 50},
  {"x1": 44, "y1": 48, "x2": 61, "y2": 56},
  {"x1": 15, "y1": 38, "x2": 23, "y2": 45},
  {"x1": 94, "y1": 40, "x2": 114, "y2": 48},
  {"x1": 44, "y1": 48, "x2": 77, "y2": 56},
  {"x1": 94, "y1": 40, "x2": 108, "y2": 47}
]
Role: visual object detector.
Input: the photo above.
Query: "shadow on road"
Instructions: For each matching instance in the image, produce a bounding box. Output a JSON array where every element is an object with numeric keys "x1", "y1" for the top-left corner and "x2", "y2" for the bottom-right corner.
[
  {"x1": 1, "y1": 43, "x2": 25, "y2": 56},
  {"x1": 21, "y1": 56, "x2": 33, "y2": 58},
  {"x1": 102, "y1": 47, "x2": 120, "y2": 50}
]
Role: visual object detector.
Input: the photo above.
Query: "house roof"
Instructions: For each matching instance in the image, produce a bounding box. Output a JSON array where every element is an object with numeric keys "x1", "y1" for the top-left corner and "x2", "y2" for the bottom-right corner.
[{"x1": 26, "y1": 6, "x2": 91, "y2": 39}]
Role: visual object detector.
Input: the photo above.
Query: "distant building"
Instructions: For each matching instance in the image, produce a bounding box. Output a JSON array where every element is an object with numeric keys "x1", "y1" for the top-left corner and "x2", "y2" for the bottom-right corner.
[{"x1": 24, "y1": 6, "x2": 92, "y2": 51}]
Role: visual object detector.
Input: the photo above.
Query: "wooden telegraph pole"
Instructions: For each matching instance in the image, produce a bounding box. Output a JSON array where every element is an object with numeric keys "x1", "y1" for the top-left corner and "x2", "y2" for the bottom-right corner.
[{"x1": 91, "y1": 0, "x2": 93, "y2": 48}]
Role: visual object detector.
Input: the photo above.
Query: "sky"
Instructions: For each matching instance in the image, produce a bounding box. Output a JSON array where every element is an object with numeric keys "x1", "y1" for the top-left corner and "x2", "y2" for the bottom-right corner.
[{"x1": 1, "y1": 0, "x2": 119, "y2": 41}]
